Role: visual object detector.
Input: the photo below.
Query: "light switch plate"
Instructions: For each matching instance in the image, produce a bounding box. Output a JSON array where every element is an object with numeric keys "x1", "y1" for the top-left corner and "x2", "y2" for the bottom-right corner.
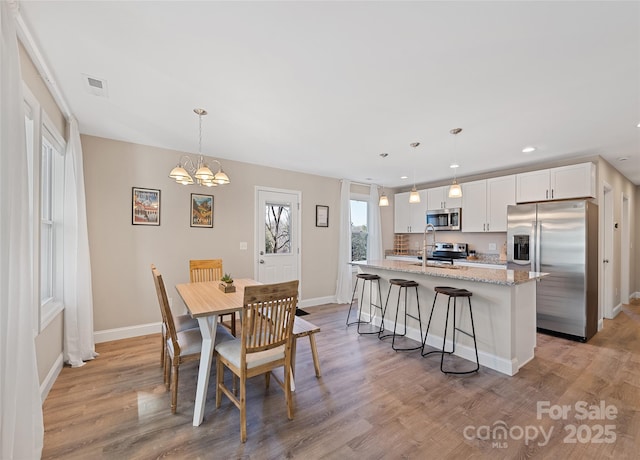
[
  {"x1": 488, "y1": 243, "x2": 497, "y2": 251},
  {"x1": 239, "y1": 242, "x2": 248, "y2": 250}
]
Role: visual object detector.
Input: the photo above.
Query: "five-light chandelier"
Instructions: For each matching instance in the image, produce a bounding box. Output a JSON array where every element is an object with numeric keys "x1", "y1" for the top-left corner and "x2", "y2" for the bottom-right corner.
[{"x1": 169, "y1": 108, "x2": 231, "y2": 187}]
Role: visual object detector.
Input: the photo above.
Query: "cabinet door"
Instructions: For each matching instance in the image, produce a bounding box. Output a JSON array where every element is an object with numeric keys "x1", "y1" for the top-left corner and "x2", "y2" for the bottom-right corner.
[
  {"x1": 394, "y1": 192, "x2": 412, "y2": 233},
  {"x1": 516, "y1": 169, "x2": 550, "y2": 203},
  {"x1": 487, "y1": 175, "x2": 516, "y2": 232},
  {"x1": 550, "y1": 162, "x2": 595, "y2": 200},
  {"x1": 409, "y1": 190, "x2": 428, "y2": 233},
  {"x1": 427, "y1": 187, "x2": 445, "y2": 210},
  {"x1": 461, "y1": 180, "x2": 487, "y2": 232}
]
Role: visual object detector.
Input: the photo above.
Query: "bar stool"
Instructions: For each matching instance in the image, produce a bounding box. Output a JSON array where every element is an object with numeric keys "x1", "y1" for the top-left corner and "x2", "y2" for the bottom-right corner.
[
  {"x1": 346, "y1": 273, "x2": 384, "y2": 335},
  {"x1": 379, "y1": 279, "x2": 423, "y2": 351},
  {"x1": 422, "y1": 286, "x2": 479, "y2": 374}
]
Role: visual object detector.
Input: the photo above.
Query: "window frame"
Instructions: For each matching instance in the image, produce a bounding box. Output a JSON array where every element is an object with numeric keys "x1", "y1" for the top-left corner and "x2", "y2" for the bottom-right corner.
[
  {"x1": 349, "y1": 193, "x2": 370, "y2": 265},
  {"x1": 24, "y1": 84, "x2": 66, "y2": 333}
]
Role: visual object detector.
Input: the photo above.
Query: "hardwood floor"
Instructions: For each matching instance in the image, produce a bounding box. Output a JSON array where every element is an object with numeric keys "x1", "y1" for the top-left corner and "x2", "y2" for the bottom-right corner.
[{"x1": 43, "y1": 300, "x2": 640, "y2": 459}]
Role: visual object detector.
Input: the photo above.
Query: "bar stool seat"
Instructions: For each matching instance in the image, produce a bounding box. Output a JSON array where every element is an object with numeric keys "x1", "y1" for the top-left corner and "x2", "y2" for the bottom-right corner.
[
  {"x1": 379, "y1": 279, "x2": 423, "y2": 351},
  {"x1": 346, "y1": 273, "x2": 384, "y2": 335},
  {"x1": 422, "y1": 286, "x2": 479, "y2": 375}
]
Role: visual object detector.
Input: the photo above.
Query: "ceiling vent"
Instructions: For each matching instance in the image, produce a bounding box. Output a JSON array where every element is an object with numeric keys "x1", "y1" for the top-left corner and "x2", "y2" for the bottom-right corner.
[{"x1": 82, "y1": 74, "x2": 108, "y2": 98}]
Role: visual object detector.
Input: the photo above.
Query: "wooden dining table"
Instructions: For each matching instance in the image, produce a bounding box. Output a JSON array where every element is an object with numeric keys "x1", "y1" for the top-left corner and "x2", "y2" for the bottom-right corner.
[{"x1": 175, "y1": 278, "x2": 260, "y2": 427}]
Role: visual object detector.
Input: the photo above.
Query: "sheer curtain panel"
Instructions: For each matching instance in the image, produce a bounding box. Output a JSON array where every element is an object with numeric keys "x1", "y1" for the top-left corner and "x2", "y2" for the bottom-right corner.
[
  {"x1": 367, "y1": 185, "x2": 383, "y2": 261},
  {"x1": 335, "y1": 180, "x2": 352, "y2": 303},
  {"x1": 63, "y1": 118, "x2": 97, "y2": 367},
  {"x1": 0, "y1": 1, "x2": 45, "y2": 457}
]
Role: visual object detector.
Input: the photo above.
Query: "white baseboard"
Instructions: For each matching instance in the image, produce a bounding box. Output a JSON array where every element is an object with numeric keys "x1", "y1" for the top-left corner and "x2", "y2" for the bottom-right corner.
[
  {"x1": 40, "y1": 353, "x2": 63, "y2": 402},
  {"x1": 612, "y1": 303, "x2": 622, "y2": 318},
  {"x1": 94, "y1": 322, "x2": 161, "y2": 344},
  {"x1": 299, "y1": 295, "x2": 336, "y2": 309},
  {"x1": 598, "y1": 318, "x2": 604, "y2": 331}
]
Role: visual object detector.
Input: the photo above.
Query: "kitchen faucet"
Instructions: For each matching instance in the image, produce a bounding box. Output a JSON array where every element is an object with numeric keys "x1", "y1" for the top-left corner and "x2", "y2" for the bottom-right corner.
[{"x1": 422, "y1": 224, "x2": 436, "y2": 269}]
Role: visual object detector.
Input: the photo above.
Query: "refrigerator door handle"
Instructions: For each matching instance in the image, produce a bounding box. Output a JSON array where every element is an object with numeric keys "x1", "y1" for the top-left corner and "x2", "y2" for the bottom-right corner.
[{"x1": 535, "y1": 219, "x2": 542, "y2": 272}]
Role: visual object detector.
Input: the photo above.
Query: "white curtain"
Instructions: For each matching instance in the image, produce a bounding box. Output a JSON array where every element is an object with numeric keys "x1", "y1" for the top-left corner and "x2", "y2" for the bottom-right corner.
[
  {"x1": 63, "y1": 118, "x2": 97, "y2": 367},
  {"x1": 367, "y1": 185, "x2": 383, "y2": 261},
  {"x1": 335, "y1": 179, "x2": 352, "y2": 303},
  {"x1": 0, "y1": 1, "x2": 44, "y2": 457}
]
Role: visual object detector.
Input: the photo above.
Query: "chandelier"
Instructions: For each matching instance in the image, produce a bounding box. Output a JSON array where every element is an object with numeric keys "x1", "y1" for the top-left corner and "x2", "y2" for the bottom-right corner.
[{"x1": 169, "y1": 108, "x2": 230, "y2": 186}]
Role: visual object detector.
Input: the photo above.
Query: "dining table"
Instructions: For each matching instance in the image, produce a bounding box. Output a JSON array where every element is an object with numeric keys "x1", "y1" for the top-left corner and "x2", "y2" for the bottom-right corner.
[{"x1": 175, "y1": 278, "x2": 260, "y2": 427}]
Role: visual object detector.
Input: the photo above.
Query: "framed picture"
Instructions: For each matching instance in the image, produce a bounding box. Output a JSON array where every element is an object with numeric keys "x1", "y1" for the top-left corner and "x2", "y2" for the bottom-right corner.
[
  {"x1": 191, "y1": 193, "x2": 214, "y2": 228},
  {"x1": 132, "y1": 187, "x2": 160, "y2": 225},
  {"x1": 316, "y1": 205, "x2": 329, "y2": 227}
]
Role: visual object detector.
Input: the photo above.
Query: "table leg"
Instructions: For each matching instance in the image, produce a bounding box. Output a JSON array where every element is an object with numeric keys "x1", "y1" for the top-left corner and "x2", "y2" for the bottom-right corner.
[
  {"x1": 308, "y1": 334, "x2": 321, "y2": 378},
  {"x1": 193, "y1": 315, "x2": 217, "y2": 426}
]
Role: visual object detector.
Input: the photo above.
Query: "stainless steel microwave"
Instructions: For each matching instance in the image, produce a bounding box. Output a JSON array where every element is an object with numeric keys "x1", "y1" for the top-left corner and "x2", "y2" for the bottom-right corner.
[{"x1": 426, "y1": 208, "x2": 462, "y2": 231}]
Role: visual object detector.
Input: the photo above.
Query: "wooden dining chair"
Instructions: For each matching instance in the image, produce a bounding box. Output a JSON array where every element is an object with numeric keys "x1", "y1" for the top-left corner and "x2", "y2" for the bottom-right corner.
[
  {"x1": 151, "y1": 264, "x2": 199, "y2": 373},
  {"x1": 189, "y1": 259, "x2": 237, "y2": 336},
  {"x1": 215, "y1": 280, "x2": 299, "y2": 442},
  {"x1": 151, "y1": 265, "x2": 234, "y2": 413}
]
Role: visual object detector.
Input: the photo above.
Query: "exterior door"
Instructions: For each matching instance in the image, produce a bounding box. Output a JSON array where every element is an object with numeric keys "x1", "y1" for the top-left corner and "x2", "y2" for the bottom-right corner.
[{"x1": 255, "y1": 187, "x2": 301, "y2": 285}]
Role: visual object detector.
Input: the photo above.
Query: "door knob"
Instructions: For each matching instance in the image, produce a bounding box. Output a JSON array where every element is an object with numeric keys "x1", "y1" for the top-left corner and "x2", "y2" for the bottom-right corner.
[
  {"x1": 603, "y1": 259, "x2": 609, "y2": 263},
  {"x1": 259, "y1": 259, "x2": 265, "y2": 264}
]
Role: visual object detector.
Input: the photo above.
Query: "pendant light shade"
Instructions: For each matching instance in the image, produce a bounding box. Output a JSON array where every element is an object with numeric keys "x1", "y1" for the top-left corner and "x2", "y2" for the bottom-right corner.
[
  {"x1": 409, "y1": 186, "x2": 421, "y2": 203},
  {"x1": 448, "y1": 180, "x2": 462, "y2": 198},
  {"x1": 379, "y1": 186, "x2": 389, "y2": 206}
]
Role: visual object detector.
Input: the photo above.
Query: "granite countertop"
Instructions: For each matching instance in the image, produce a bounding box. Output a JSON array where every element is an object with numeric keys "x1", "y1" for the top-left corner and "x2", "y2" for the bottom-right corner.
[{"x1": 353, "y1": 259, "x2": 546, "y2": 286}]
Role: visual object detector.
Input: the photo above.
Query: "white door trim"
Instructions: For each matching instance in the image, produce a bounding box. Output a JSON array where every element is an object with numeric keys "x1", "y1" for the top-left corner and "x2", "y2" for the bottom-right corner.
[
  {"x1": 602, "y1": 182, "x2": 614, "y2": 319},
  {"x1": 621, "y1": 193, "x2": 630, "y2": 305}
]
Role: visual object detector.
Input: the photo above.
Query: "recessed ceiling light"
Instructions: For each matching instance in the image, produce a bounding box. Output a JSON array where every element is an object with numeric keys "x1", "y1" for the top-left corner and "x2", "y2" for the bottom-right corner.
[
  {"x1": 617, "y1": 157, "x2": 629, "y2": 162},
  {"x1": 637, "y1": 122, "x2": 640, "y2": 128},
  {"x1": 400, "y1": 175, "x2": 408, "y2": 180},
  {"x1": 450, "y1": 163, "x2": 460, "y2": 169},
  {"x1": 522, "y1": 146, "x2": 536, "y2": 153}
]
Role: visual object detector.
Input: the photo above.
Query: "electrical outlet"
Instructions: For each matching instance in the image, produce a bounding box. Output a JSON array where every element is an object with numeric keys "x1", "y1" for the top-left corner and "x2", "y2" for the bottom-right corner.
[
  {"x1": 489, "y1": 243, "x2": 497, "y2": 251},
  {"x1": 239, "y1": 242, "x2": 248, "y2": 250}
]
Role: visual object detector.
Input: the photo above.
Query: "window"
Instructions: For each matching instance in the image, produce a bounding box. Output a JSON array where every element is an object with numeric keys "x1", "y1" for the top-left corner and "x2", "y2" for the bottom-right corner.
[
  {"x1": 24, "y1": 84, "x2": 66, "y2": 331},
  {"x1": 350, "y1": 199, "x2": 368, "y2": 262},
  {"x1": 265, "y1": 202, "x2": 291, "y2": 254}
]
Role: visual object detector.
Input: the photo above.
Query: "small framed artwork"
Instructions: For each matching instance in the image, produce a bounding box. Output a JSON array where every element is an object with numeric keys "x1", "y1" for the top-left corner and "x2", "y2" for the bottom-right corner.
[
  {"x1": 191, "y1": 193, "x2": 214, "y2": 228},
  {"x1": 316, "y1": 205, "x2": 329, "y2": 227},
  {"x1": 132, "y1": 187, "x2": 160, "y2": 225}
]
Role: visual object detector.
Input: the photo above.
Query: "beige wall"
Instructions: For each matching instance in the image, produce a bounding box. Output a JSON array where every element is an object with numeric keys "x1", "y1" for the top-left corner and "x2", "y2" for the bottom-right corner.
[
  {"x1": 82, "y1": 135, "x2": 344, "y2": 332},
  {"x1": 597, "y1": 159, "x2": 637, "y2": 306},
  {"x1": 19, "y1": 42, "x2": 67, "y2": 385}
]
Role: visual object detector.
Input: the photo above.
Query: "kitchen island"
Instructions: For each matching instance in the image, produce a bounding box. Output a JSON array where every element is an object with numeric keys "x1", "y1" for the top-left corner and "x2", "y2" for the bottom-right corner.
[{"x1": 352, "y1": 260, "x2": 546, "y2": 376}]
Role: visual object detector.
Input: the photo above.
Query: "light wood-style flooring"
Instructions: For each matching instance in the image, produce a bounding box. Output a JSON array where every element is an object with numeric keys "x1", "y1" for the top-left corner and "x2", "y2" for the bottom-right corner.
[{"x1": 43, "y1": 300, "x2": 640, "y2": 459}]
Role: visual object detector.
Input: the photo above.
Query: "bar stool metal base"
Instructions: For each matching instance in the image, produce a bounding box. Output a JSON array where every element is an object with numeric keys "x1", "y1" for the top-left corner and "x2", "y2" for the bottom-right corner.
[
  {"x1": 422, "y1": 286, "x2": 479, "y2": 374},
  {"x1": 379, "y1": 279, "x2": 423, "y2": 351},
  {"x1": 346, "y1": 273, "x2": 384, "y2": 335}
]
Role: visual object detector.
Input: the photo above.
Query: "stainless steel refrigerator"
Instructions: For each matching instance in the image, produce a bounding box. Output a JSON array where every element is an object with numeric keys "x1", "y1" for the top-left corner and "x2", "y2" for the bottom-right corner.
[{"x1": 507, "y1": 200, "x2": 598, "y2": 342}]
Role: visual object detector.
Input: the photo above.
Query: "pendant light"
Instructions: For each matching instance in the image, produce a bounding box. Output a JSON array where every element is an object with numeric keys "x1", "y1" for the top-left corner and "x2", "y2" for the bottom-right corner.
[
  {"x1": 448, "y1": 128, "x2": 462, "y2": 198},
  {"x1": 378, "y1": 186, "x2": 389, "y2": 207},
  {"x1": 408, "y1": 142, "x2": 421, "y2": 203}
]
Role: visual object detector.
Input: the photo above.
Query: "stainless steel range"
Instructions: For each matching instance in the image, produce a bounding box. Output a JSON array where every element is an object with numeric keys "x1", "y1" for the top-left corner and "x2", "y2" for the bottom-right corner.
[{"x1": 424, "y1": 242, "x2": 468, "y2": 264}]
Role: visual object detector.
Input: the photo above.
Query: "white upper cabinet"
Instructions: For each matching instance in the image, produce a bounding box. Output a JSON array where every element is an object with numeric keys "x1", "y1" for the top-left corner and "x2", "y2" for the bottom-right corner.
[
  {"x1": 516, "y1": 162, "x2": 595, "y2": 203},
  {"x1": 461, "y1": 175, "x2": 515, "y2": 232},
  {"x1": 427, "y1": 185, "x2": 462, "y2": 210},
  {"x1": 394, "y1": 190, "x2": 427, "y2": 233},
  {"x1": 487, "y1": 175, "x2": 516, "y2": 231}
]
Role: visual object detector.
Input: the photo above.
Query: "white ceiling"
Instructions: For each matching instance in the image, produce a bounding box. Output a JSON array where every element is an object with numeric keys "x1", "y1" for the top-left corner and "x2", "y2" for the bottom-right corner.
[{"x1": 18, "y1": 1, "x2": 640, "y2": 187}]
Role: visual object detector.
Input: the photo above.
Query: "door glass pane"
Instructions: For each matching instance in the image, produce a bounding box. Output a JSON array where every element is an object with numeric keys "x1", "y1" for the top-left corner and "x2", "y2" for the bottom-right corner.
[{"x1": 265, "y1": 203, "x2": 291, "y2": 254}]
